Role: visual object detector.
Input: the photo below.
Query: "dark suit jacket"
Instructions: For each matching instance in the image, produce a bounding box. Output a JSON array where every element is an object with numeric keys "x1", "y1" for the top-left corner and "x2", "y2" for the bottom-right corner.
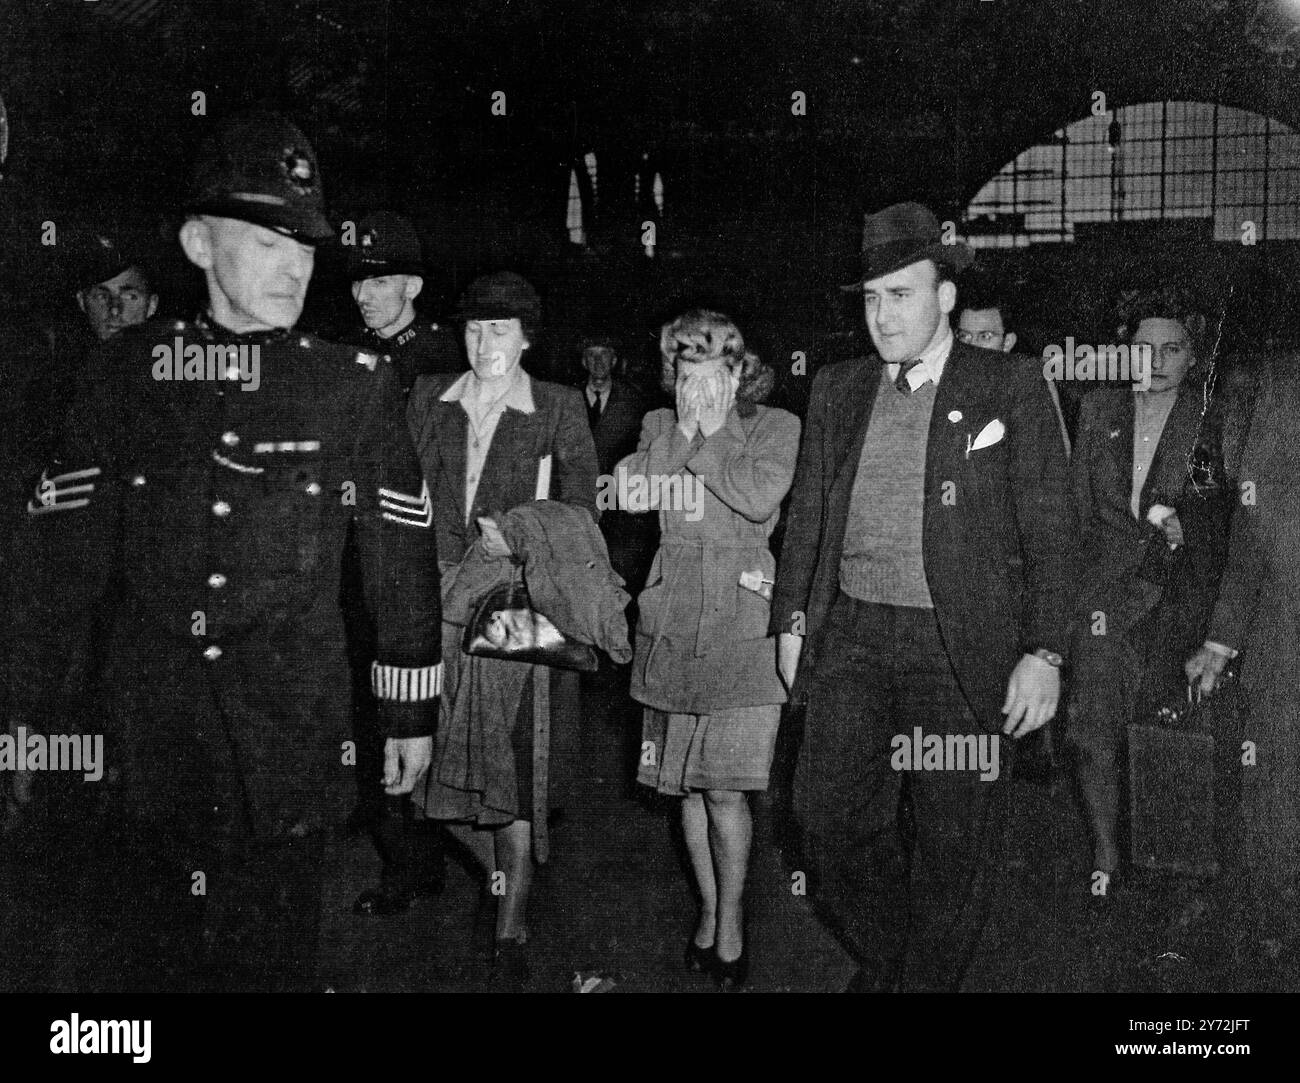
[
  {"x1": 406, "y1": 371, "x2": 599, "y2": 565},
  {"x1": 584, "y1": 379, "x2": 646, "y2": 476},
  {"x1": 1071, "y1": 382, "x2": 1231, "y2": 644},
  {"x1": 770, "y1": 341, "x2": 1074, "y2": 730},
  {"x1": 1207, "y1": 360, "x2": 1300, "y2": 696}
]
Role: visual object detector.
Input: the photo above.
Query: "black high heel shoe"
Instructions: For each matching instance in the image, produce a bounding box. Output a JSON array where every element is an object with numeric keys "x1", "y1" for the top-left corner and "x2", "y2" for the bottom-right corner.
[
  {"x1": 714, "y1": 943, "x2": 749, "y2": 991},
  {"x1": 684, "y1": 939, "x2": 715, "y2": 974},
  {"x1": 714, "y1": 922, "x2": 750, "y2": 992}
]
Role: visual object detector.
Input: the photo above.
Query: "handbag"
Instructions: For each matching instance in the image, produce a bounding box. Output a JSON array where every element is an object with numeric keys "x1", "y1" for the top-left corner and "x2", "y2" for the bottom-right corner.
[{"x1": 462, "y1": 563, "x2": 598, "y2": 672}]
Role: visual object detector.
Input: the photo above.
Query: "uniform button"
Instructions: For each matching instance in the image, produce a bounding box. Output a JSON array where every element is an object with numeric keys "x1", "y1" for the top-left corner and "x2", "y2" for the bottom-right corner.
[
  {"x1": 212, "y1": 500, "x2": 232, "y2": 518},
  {"x1": 202, "y1": 645, "x2": 223, "y2": 662},
  {"x1": 305, "y1": 482, "x2": 321, "y2": 496},
  {"x1": 207, "y1": 572, "x2": 228, "y2": 589},
  {"x1": 299, "y1": 336, "x2": 311, "y2": 349},
  {"x1": 221, "y1": 431, "x2": 240, "y2": 447},
  {"x1": 131, "y1": 474, "x2": 146, "y2": 487}
]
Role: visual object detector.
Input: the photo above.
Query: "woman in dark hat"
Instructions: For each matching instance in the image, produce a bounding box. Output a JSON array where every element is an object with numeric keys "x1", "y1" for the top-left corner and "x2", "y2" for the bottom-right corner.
[
  {"x1": 617, "y1": 309, "x2": 800, "y2": 990},
  {"x1": 403, "y1": 271, "x2": 600, "y2": 986}
]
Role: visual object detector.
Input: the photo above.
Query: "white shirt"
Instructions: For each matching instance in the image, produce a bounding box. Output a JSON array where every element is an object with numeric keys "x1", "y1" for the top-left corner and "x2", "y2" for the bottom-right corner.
[
  {"x1": 886, "y1": 323, "x2": 955, "y2": 391},
  {"x1": 439, "y1": 369, "x2": 536, "y2": 521}
]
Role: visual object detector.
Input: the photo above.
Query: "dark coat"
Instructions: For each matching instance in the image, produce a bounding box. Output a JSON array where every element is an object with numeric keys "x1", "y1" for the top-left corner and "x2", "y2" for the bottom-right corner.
[
  {"x1": 5, "y1": 316, "x2": 443, "y2": 836},
  {"x1": 406, "y1": 371, "x2": 600, "y2": 564},
  {"x1": 584, "y1": 378, "x2": 646, "y2": 476},
  {"x1": 1071, "y1": 382, "x2": 1231, "y2": 650},
  {"x1": 405, "y1": 370, "x2": 600, "y2": 827},
  {"x1": 770, "y1": 342, "x2": 1074, "y2": 731},
  {"x1": 1208, "y1": 360, "x2": 1300, "y2": 684},
  {"x1": 344, "y1": 318, "x2": 463, "y2": 396}
]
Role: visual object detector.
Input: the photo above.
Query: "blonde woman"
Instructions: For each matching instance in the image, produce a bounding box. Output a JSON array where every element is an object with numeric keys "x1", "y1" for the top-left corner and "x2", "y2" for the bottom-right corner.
[{"x1": 616, "y1": 309, "x2": 799, "y2": 990}]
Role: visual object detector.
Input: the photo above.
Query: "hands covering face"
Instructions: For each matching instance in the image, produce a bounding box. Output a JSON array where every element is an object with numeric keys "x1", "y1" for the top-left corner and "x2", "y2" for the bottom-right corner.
[{"x1": 676, "y1": 368, "x2": 736, "y2": 439}]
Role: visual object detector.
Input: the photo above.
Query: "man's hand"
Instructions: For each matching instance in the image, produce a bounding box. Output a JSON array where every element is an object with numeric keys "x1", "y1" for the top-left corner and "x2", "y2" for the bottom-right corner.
[
  {"x1": 1186, "y1": 645, "x2": 1230, "y2": 697},
  {"x1": 778, "y1": 632, "x2": 803, "y2": 694},
  {"x1": 1000, "y1": 654, "x2": 1060, "y2": 738},
  {"x1": 383, "y1": 736, "x2": 432, "y2": 795}
]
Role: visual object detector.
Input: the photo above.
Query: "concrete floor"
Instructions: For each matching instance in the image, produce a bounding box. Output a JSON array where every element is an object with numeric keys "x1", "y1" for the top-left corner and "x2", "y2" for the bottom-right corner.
[{"x1": 0, "y1": 663, "x2": 1273, "y2": 993}]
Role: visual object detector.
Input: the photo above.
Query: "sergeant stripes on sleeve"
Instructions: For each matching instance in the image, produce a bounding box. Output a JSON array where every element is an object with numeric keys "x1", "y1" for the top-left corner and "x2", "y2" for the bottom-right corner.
[
  {"x1": 378, "y1": 479, "x2": 433, "y2": 528},
  {"x1": 371, "y1": 661, "x2": 444, "y2": 702},
  {"x1": 26, "y1": 467, "x2": 102, "y2": 516}
]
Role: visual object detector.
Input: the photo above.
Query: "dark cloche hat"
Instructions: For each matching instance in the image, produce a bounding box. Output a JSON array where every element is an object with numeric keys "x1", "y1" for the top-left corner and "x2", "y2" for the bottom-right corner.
[
  {"x1": 456, "y1": 271, "x2": 541, "y2": 325},
  {"x1": 347, "y1": 211, "x2": 425, "y2": 280},
  {"x1": 841, "y1": 201, "x2": 973, "y2": 290},
  {"x1": 185, "y1": 110, "x2": 334, "y2": 245}
]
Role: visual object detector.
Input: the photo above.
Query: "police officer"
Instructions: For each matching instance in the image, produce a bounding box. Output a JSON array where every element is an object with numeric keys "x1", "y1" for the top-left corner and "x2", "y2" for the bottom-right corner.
[
  {"x1": 7, "y1": 111, "x2": 442, "y2": 991},
  {"x1": 71, "y1": 232, "x2": 159, "y2": 344},
  {"x1": 342, "y1": 212, "x2": 454, "y2": 914},
  {"x1": 345, "y1": 210, "x2": 462, "y2": 395}
]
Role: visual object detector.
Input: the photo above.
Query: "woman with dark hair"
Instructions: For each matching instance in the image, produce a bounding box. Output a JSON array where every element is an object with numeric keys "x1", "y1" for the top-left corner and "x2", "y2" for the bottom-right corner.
[
  {"x1": 1068, "y1": 285, "x2": 1233, "y2": 898},
  {"x1": 401, "y1": 271, "x2": 601, "y2": 987},
  {"x1": 617, "y1": 308, "x2": 799, "y2": 989}
]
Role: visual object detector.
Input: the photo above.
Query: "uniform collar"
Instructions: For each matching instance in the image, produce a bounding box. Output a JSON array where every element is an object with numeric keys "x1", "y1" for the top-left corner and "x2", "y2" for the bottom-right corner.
[
  {"x1": 194, "y1": 310, "x2": 294, "y2": 348},
  {"x1": 440, "y1": 368, "x2": 536, "y2": 414}
]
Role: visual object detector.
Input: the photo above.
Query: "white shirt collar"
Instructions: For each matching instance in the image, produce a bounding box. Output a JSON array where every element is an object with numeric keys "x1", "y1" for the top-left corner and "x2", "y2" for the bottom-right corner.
[
  {"x1": 889, "y1": 322, "x2": 954, "y2": 390},
  {"x1": 439, "y1": 369, "x2": 536, "y2": 414}
]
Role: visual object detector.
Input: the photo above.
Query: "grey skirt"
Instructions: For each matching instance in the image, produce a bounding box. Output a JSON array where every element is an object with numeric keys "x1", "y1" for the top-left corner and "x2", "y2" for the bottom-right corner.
[{"x1": 638, "y1": 704, "x2": 782, "y2": 795}]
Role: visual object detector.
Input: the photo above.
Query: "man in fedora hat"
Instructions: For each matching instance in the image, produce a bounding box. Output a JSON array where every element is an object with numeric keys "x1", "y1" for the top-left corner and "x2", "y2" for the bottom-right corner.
[
  {"x1": 345, "y1": 210, "x2": 462, "y2": 398},
  {"x1": 773, "y1": 201, "x2": 1073, "y2": 991},
  {"x1": 7, "y1": 111, "x2": 442, "y2": 990}
]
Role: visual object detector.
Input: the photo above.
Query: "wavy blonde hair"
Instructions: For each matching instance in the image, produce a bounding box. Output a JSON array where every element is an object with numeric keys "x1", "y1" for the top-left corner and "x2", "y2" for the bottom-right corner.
[{"x1": 658, "y1": 308, "x2": 774, "y2": 417}]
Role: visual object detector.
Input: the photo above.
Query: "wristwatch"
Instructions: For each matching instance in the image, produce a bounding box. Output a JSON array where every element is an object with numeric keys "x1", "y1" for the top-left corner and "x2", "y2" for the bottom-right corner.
[{"x1": 1032, "y1": 648, "x2": 1063, "y2": 667}]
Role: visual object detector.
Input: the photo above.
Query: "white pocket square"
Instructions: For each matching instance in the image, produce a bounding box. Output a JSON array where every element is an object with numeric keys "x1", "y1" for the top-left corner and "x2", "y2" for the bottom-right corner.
[{"x1": 968, "y1": 419, "x2": 1005, "y2": 452}]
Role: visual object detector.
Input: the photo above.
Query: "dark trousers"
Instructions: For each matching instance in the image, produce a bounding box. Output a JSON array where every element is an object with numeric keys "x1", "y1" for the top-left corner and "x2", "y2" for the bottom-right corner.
[
  {"x1": 795, "y1": 593, "x2": 1009, "y2": 992},
  {"x1": 94, "y1": 808, "x2": 333, "y2": 992}
]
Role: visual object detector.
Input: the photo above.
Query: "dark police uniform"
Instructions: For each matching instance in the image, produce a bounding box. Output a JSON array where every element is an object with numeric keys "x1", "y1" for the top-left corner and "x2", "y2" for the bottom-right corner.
[
  {"x1": 5, "y1": 112, "x2": 443, "y2": 991},
  {"x1": 346, "y1": 318, "x2": 463, "y2": 395},
  {"x1": 12, "y1": 314, "x2": 442, "y2": 989},
  {"x1": 342, "y1": 211, "x2": 459, "y2": 914},
  {"x1": 344, "y1": 211, "x2": 462, "y2": 396}
]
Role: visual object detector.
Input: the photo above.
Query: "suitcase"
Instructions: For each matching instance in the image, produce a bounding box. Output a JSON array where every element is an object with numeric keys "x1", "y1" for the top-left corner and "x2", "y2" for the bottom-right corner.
[{"x1": 1127, "y1": 678, "x2": 1243, "y2": 878}]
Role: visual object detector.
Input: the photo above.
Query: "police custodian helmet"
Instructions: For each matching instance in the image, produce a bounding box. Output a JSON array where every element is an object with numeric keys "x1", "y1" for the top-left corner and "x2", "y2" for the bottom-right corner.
[
  {"x1": 348, "y1": 211, "x2": 426, "y2": 280},
  {"x1": 185, "y1": 110, "x2": 334, "y2": 245}
]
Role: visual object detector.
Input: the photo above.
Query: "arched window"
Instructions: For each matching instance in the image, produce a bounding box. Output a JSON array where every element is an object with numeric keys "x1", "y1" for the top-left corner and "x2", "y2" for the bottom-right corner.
[{"x1": 963, "y1": 101, "x2": 1300, "y2": 247}]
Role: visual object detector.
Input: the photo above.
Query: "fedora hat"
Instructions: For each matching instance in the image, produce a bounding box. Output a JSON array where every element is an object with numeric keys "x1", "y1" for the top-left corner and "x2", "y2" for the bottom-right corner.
[{"x1": 841, "y1": 201, "x2": 972, "y2": 290}]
